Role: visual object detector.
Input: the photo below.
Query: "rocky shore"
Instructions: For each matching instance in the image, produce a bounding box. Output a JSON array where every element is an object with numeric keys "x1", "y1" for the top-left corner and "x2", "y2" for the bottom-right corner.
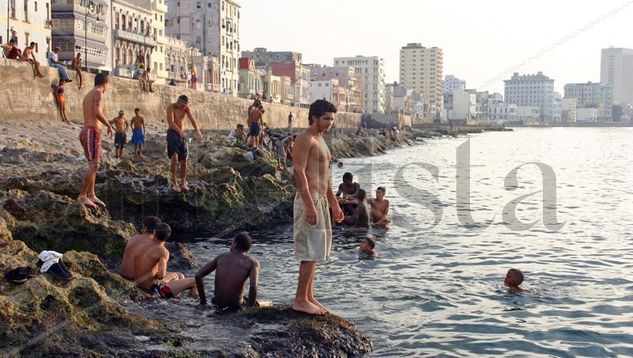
[{"x1": 0, "y1": 118, "x2": 507, "y2": 356}]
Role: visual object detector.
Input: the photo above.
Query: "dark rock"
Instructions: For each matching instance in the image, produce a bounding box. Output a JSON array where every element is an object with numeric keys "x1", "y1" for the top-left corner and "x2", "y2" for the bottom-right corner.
[{"x1": 241, "y1": 306, "x2": 373, "y2": 357}]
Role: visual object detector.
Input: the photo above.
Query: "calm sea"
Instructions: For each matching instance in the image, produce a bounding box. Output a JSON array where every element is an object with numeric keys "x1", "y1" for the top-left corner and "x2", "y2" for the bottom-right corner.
[{"x1": 144, "y1": 128, "x2": 633, "y2": 356}]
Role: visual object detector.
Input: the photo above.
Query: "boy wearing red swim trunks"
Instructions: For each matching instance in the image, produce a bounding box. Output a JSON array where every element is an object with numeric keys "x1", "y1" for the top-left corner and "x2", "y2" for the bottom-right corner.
[{"x1": 78, "y1": 74, "x2": 114, "y2": 208}]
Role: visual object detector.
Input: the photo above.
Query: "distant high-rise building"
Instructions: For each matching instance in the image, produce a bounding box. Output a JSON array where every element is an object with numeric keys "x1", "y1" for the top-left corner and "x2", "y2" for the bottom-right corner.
[
  {"x1": 166, "y1": 0, "x2": 240, "y2": 95},
  {"x1": 333, "y1": 55, "x2": 385, "y2": 113},
  {"x1": 564, "y1": 82, "x2": 613, "y2": 122},
  {"x1": 444, "y1": 75, "x2": 466, "y2": 94},
  {"x1": 601, "y1": 48, "x2": 633, "y2": 106},
  {"x1": 399, "y1": 43, "x2": 444, "y2": 121},
  {"x1": 504, "y1": 72, "x2": 556, "y2": 122}
]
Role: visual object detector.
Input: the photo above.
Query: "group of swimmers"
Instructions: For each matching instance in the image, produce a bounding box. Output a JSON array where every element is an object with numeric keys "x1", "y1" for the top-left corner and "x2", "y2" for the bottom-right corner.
[{"x1": 335, "y1": 172, "x2": 391, "y2": 229}]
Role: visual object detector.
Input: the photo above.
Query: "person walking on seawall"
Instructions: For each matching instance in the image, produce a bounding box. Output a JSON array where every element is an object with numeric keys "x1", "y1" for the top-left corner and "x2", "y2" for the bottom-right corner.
[
  {"x1": 288, "y1": 111, "x2": 294, "y2": 131},
  {"x1": 291, "y1": 99, "x2": 345, "y2": 315}
]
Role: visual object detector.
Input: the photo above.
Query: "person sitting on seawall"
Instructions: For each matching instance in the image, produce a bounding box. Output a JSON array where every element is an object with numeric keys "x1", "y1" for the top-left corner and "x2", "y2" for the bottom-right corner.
[
  {"x1": 359, "y1": 236, "x2": 378, "y2": 259},
  {"x1": 343, "y1": 189, "x2": 370, "y2": 228},
  {"x1": 47, "y1": 47, "x2": 72, "y2": 83},
  {"x1": 370, "y1": 186, "x2": 391, "y2": 227},
  {"x1": 504, "y1": 268, "x2": 524, "y2": 293},
  {"x1": 195, "y1": 232, "x2": 270, "y2": 311},
  {"x1": 2, "y1": 39, "x2": 21, "y2": 59},
  {"x1": 119, "y1": 222, "x2": 197, "y2": 298},
  {"x1": 20, "y1": 42, "x2": 44, "y2": 78}
]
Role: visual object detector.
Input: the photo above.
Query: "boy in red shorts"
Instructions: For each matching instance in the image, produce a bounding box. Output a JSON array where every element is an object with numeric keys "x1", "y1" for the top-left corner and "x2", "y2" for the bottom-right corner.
[{"x1": 78, "y1": 74, "x2": 114, "y2": 208}]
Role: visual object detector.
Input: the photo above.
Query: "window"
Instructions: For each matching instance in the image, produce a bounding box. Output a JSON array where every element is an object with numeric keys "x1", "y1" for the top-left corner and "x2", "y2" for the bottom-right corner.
[{"x1": 34, "y1": 1, "x2": 37, "y2": 11}]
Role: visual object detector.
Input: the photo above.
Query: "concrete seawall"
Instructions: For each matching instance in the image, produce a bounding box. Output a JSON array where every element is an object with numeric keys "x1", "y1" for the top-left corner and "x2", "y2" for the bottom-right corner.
[{"x1": 0, "y1": 60, "x2": 361, "y2": 130}]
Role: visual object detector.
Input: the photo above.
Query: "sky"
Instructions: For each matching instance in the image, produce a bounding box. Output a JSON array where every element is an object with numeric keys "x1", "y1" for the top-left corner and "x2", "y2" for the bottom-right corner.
[{"x1": 238, "y1": 0, "x2": 633, "y2": 94}]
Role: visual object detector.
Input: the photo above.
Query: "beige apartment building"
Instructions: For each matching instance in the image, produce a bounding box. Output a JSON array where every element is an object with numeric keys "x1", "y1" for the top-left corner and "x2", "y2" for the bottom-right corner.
[{"x1": 399, "y1": 43, "x2": 444, "y2": 121}]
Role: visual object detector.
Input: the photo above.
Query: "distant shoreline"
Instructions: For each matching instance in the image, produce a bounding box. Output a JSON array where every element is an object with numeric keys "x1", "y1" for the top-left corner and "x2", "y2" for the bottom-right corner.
[{"x1": 505, "y1": 122, "x2": 633, "y2": 128}]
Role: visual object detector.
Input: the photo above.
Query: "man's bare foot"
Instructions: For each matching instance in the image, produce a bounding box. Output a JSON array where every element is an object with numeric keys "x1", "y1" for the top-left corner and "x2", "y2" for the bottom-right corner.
[
  {"x1": 172, "y1": 183, "x2": 181, "y2": 192},
  {"x1": 308, "y1": 297, "x2": 330, "y2": 313},
  {"x1": 78, "y1": 196, "x2": 97, "y2": 208},
  {"x1": 88, "y1": 195, "x2": 106, "y2": 207},
  {"x1": 181, "y1": 182, "x2": 190, "y2": 191},
  {"x1": 292, "y1": 300, "x2": 327, "y2": 315}
]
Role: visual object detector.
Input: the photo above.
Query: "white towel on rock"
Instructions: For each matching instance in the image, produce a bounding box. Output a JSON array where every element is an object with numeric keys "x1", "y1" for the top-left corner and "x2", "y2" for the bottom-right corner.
[{"x1": 38, "y1": 250, "x2": 63, "y2": 273}]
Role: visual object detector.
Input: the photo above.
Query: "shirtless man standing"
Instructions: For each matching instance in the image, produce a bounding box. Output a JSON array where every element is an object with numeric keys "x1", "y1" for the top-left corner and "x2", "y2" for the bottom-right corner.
[
  {"x1": 166, "y1": 95, "x2": 202, "y2": 192},
  {"x1": 120, "y1": 222, "x2": 197, "y2": 298},
  {"x1": 370, "y1": 186, "x2": 391, "y2": 227},
  {"x1": 247, "y1": 105, "x2": 263, "y2": 149},
  {"x1": 292, "y1": 99, "x2": 344, "y2": 315},
  {"x1": 130, "y1": 108, "x2": 146, "y2": 158},
  {"x1": 110, "y1": 110, "x2": 128, "y2": 159},
  {"x1": 78, "y1": 74, "x2": 114, "y2": 208},
  {"x1": 195, "y1": 232, "x2": 261, "y2": 310}
]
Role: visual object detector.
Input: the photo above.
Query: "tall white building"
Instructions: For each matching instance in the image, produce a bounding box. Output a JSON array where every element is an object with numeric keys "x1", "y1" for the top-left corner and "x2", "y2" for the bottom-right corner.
[
  {"x1": 504, "y1": 72, "x2": 556, "y2": 122},
  {"x1": 399, "y1": 43, "x2": 444, "y2": 121},
  {"x1": 0, "y1": 0, "x2": 52, "y2": 65},
  {"x1": 444, "y1": 75, "x2": 465, "y2": 94},
  {"x1": 166, "y1": 0, "x2": 240, "y2": 95},
  {"x1": 333, "y1": 55, "x2": 385, "y2": 113},
  {"x1": 601, "y1": 48, "x2": 633, "y2": 106}
]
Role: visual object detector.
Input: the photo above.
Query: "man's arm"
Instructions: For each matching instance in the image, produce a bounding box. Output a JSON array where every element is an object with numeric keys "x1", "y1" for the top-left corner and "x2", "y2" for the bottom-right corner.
[
  {"x1": 292, "y1": 135, "x2": 317, "y2": 225},
  {"x1": 246, "y1": 259, "x2": 260, "y2": 307},
  {"x1": 335, "y1": 183, "x2": 343, "y2": 197},
  {"x1": 95, "y1": 92, "x2": 114, "y2": 137},
  {"x1": 382, "y1": 200, "x2": 390, "y2": 219},
  {"x1": 186, "y1": 106, "x2": 203, "y2": 138},
  {"x1": 154, "y1": 248, "x2": 169, "y2": 280},
  {"x1": 166, "y1": 105, "x2": 185, "y2": 138},
  {"x1": 194, "y1": 258, "x2": 218, "y2": 305}
]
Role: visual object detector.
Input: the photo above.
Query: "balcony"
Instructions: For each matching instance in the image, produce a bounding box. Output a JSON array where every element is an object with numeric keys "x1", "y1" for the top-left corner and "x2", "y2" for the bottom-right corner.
[{"x1": 114, "y1": 29, "x2": 156, "y2": 47}]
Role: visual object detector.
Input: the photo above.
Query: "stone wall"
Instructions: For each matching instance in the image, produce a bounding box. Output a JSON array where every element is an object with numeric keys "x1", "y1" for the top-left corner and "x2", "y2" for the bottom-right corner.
[
  {"x1": 0, "y1": 60, "x2": 361, "y2": 130},
  {"x1": 368, "y1": 113, "x2": 413, "y2": 129}
]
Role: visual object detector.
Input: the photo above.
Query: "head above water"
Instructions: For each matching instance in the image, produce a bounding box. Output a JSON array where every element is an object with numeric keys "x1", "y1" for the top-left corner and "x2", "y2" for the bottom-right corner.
[
  {"x1": 504, "y1": 268, "x2": 524, "y2": 288},
  {"x1": 343, "y1": 172, "x2": 353, "y2": 183},
  {"x1": 360, "y1": 237, "x2": 375, "y2": 253},
  {"x1": 232, "y1": 232, "x2": 252, "y2": 252},
  {"x1": 155, "y1": 222, "x2": 172, "y2": 242},
  {"x1": 308, "y1": 99, "x2": 337, "y2": 128},
  {"x1": 141, "y1": 216, "x2": 161, "y2": 234}
]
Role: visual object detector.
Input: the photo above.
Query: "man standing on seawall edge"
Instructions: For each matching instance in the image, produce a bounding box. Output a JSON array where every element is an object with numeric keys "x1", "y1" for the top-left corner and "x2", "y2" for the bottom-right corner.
[
  {"x1": 78, "y1": 73, "x2": 113, "y2": 208},
  {"x1": 291, "y1": 99, "x2": 344, "y2": 315}
]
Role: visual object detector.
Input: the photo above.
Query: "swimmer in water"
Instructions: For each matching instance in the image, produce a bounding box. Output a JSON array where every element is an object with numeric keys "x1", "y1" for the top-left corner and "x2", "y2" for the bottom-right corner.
[
  {"x1": 359, "y1": 237, "x2": 378, "y2": 259},
  {"x1": 504, "y1": 268, "x2": 524, "y2": 292}
]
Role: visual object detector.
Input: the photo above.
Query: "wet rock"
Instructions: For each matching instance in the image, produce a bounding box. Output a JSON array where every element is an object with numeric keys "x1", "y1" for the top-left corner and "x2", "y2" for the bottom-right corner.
[
  {"x1": 1, "y1": 189, "x2": 135, "y2": 266},
  {"x1": 0, "y1": 217, "x2": 167, "y2": 356},
  {"x1": 240, "y1": 306, "x2": 373, "y2": 357}
]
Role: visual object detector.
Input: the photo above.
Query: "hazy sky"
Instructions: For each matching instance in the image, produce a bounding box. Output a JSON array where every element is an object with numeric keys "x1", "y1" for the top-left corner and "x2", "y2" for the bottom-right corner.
[{"x1": 239, "y1": 0, "x2": 633, "y2": 94}]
